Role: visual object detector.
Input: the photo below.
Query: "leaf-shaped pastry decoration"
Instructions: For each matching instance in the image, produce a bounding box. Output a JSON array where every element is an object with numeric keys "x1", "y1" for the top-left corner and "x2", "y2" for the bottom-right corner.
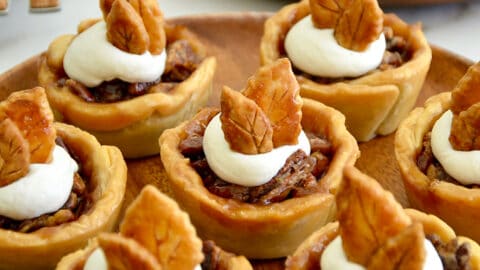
[
  {"x1": 120, "y1": 185, "x2": 204, "y2": 270},
  {"x1": 100, "y1": 0, "x2": 115, "y2": 18},
  {"x1": 98, "y1": 233, "x2": 162, "y2": 270},
  {"x1": 128, "y1": 0, "x2": 166, "y2": 54},
  {"x1": 334, "y1": 0, "x2": 383, "y2": 51},
  {"x1": 106, "y1": 0, "x2": 149, "y2": 55},
  {"x1": 449, "y1": 103, "x2": 480, "y2": 151},
  {"x1": 337, "y1": 167, "x2": 411, "y2": 265},
  {"x1": 367, "y1": 223, "x2": 426, "y2": 270},
  {"x1": 309, "y1": 0, "x2": 351, "y2": 28},
  {"x1": 451, "y1": 62, "x2": 480, "y2": 115},
  {"x1": 220, "y1": 86, "x2": 274, "y2": 154},
  {"x1": 0, "y1": 117, "x2": 30, "y2": 187},
  {"x1": 243, "y1": 58, "x2": 302, "y2": 147},
  {"x1": 1, "y1": 87, "x2": 56, "y2": 164}
]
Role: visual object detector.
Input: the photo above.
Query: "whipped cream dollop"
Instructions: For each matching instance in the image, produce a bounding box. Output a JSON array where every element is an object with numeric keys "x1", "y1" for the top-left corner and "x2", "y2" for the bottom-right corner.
[
  {"x1": 63, "y1": 21, "x2": 166, "y2": 88},
  {"x1": 431, "y1": 110, "x2": 480, "y2": 184},
  {"x1": 0, "y1": 145, "x2": 78, "y2": 220},
  {"x1": 321, "y1": 236, "x2": 443, "y2": 270},
  {"x1": 203, "y1": 115, "x2": 311, "y2": 187},
  {"x1": 84, "y1": 248, "x2": 108, "y2": 270},
  {"x1": 284, "y1": 15, "x2": 386, "y2": 78}
]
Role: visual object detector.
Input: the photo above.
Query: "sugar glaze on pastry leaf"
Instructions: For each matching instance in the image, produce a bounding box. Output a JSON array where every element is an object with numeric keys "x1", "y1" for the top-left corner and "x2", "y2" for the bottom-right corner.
[
  {"x1": 449, "y1": 62, "x2": 480, "y2": 151},
  {"x1": 337, "y1": 167, "x2": 412, "y2": 266},
  {"x1": 106, "y1": 0, "x2": 149, "y2": 55},
  {"x1": 103, "y1": 0, "x2": 166, "y2": 55},
  {"x1": 308, "y1": 0, "x2": 383, "y2": 51},
  {"x1": 243, "y1": 58, "x2": 302, "y2": 148},
  {"x1": 367, "y1": 222, "x2": 426, "y2": 270},
  {"x1": 220, "y1": 86, "x2": 273, "y2": 155},
  {"x1": 220, "y1": 58, "x2": 302, "y2": 154},
  {"x1": 96, "y1": 233, "x2": 162, "y2": 270},
  {"x1": 119, "y1": 185, "x2": 204, "y2": 270},
  {"x1": 0, "y1": 118, "x2": 30, "y2": 187},
  {"x1": 0, "y1": 87, "x2": 56, "y2": 165}
]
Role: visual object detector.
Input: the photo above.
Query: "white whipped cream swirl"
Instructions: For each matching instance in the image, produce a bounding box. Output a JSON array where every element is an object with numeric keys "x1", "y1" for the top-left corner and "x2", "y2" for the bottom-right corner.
[
  {"x1": 203, "y1": 115, "x2": 311, "y2": 187},
  {"x1": 63, "y1": 21, "x2": 166, "y2": 88},
  {"x1": 0, "y1": 145, "x2": 78, "y2": 220},
  {"x1": 320, "y1": 236, "x2": 443, "y2": 270},
  {"x1": 284, "y1": 15, "x2": 386, "y2": 78},
  {"x1": 84, "y1": 248, "x2": 108, "y2": 270},
  {"x1": 431, "y1": 110, "x2": 480, "y2": 185}
]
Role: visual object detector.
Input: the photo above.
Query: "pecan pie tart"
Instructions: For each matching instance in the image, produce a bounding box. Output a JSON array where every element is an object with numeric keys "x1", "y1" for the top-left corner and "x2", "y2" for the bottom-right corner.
[
  {"x1": 286, "y1": 166, "x2": 480, "y2": 270},
  {"x1": 160, "y1": 59, "x2": 359, "y2": 258},
  {"x1": 56, "y1": 185, "x2": 252, "y2": 270},
  {"x1": 395, "y1": 62, "x2": 480, "y2": 244},
  {"x1": 0, "y1": 87, "x2": 127, "y2": 270},
  {"x1": 260, "y1": 0, "x2": 431, "y2": 141},
  {"x1": 38, "y1": 0, "x2": 216, "y2": 158}
]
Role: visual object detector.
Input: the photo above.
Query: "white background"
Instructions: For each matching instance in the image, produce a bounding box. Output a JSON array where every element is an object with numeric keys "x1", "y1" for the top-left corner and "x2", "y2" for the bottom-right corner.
[{"x1": 0, "y1": 0, "x2": 479, "y2": 73}]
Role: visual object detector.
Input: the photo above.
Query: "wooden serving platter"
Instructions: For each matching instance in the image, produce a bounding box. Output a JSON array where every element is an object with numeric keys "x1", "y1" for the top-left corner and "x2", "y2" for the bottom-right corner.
[{"x1": 0, "y1": 12, "x2": 473, "y2": 269}]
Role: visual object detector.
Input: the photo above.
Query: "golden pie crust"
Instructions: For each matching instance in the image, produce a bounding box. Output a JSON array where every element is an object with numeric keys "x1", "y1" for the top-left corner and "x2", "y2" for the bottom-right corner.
[
  {"x1": 395, "y1": 92, "x2": 480, "y2": 244},
  {"x1": 38, "y1": 23, "x2": 216, "y2": 158},
  {"x1": 260, "y1": 0, "x2": 431, "y2": 141},
  {"x1": 285, "y1": 208, "x2": 480, "y2": 270},
  {"x1": 159, "y1": 98, "x2": 359, "y2": 259},
  {"x1": 0, "y1": 122, "x2": 127, "y2": 270}
]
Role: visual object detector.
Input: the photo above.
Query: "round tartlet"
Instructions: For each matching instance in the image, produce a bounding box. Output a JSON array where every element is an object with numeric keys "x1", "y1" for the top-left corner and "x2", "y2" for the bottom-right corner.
[
  {"x1": 285, "y1": 208, "x2": 480, "y2": 270},
  {"x1": 160, "y1": 98, "x2": 359, "y2": 259},
  {"x1": 395, "y1": 92, "x2": 480, "y2": 243},
  {"x1": 0, "y1": 122, "x2": 127, "y2": 270},
  {"x1": 38, "y1": 24, "x2": 216, "y2": 158},
  {"x1": 260, "y1": 0, "x2": 432, "y2": 141}
]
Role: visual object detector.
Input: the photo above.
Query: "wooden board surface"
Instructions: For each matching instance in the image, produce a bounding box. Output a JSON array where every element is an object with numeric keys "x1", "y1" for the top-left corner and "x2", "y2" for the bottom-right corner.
[{"x1": 0, "y1": 12, "x2": 473, "y2": 269}]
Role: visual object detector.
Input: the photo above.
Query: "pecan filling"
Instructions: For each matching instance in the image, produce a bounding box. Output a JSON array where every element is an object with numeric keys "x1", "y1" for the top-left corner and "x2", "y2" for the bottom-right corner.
[
  {"x1": 57, "y1": 39, "x2": 202, "y2": 103},
  {"x1": 0, "y1": 137, "x2": 92, "y2": 233},
  {"x1": 281, "y1": 26, "x2": 411, "y2": 84},
  {"x1": 180, "y1": 111, "x2": 333, "y2": 206},
  {"x1": 201, "y1": 240, "x2": 237, "y2": 270},
  {"x1": 427, "y1": 234, "x2": 472, "y2": 270},
  {"x1": 416, "y1": 132, "x2": 477, "y2": 187}
]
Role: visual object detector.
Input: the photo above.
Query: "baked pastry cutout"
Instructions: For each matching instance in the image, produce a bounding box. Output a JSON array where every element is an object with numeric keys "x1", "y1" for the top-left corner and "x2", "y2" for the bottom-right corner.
[
  {"x1": 38, "y1": 0, "x2": 216, "y2": 158},
  {"x1": 0, "y1": 87, "x2": 127, "y2": 270},
  {"x1": 396, "y1": 61, "x2": 480, "y2": 244},
  {"x1": 0, "y1": 0, "x2": 8, "y2": 14},
  {"x1": 285, "y1": 166, "x2": 480, "y2": 270},
  {"x1": 56, "y1": 185, "x2": 252, "y2": 270},
  {"x1": 261, "y1": 0, "x2": 431, "y2": 141},
  {"x1": 160, "y1": 58, "x2": 359, "y2": 258}
]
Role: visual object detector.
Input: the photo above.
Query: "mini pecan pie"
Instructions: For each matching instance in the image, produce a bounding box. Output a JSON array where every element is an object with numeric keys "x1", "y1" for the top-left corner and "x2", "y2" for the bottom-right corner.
[
  {"x1": 285, "y1": 166, "x2": 480, "y2": 270},
  {"x1": 38, "y1": 0, "x2": 216, "y2": 158},
  {"x1": 260, "y1": 0, "x2": 431, "y2": 141},
  {"x1": 395, "y1": 62, "x2": 480, "y2": 244},
  {"x1": 56, "y1": 185, "x2": 252, "y2": 270},
  {"x1": 160, "y1": 59, "x2": 359, "y2": 259},
  {"x1": 0, "y1": 87, "x2": 127, "y2": 270}
]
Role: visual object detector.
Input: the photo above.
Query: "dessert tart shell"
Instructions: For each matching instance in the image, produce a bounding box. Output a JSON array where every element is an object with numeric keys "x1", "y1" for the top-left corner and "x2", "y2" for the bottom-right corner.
[
  {"x1": 38, "y1": 26, "x2": 217, "y2": 158},
  {"x1": 56, "y1": 238, "x2": 254, "y2": 270},
  {"x1": 285, "y1": 208, "x2": 480, "y2": 270},
  {"x1": 395, "y1": 92, "x2": 480, "y2": 244},
  {"x1": 260, "y1": 0, "x2": 432, "y2": 141},
  {"x1": 159, "y1": 98, "x2": 359, "y2": 259},
  {"x1": 0, "y1": 122, "x2": 127, "y2": 270}
]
